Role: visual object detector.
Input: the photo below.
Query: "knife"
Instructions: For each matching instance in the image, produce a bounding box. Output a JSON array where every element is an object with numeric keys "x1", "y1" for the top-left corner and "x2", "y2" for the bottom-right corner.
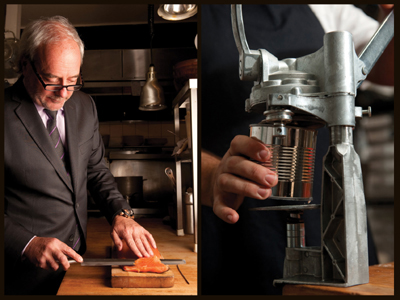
[{"x1": 67, "y1": 258, "x2": 186, "y2": 266}]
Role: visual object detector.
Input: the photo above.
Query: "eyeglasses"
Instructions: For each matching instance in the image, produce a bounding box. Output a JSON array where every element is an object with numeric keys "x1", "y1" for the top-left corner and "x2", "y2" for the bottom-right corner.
[{"x1": 30, "y1": 61, "x2": 84, "y2": 92}]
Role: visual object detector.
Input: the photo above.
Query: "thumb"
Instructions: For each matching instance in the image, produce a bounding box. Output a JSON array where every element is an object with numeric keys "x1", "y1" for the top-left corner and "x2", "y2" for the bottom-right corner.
[{"x1": 213, "y1": 194, "x2": 243, "y2": 224}]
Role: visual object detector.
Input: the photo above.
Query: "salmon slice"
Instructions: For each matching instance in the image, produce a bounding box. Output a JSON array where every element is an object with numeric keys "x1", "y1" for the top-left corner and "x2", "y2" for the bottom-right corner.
[
  {"x1": 122, "y1": 255, "x2": 169, "y2": 273},
  {"x1": 116, "y1": 240, "x2": 169, "y2": 273}
]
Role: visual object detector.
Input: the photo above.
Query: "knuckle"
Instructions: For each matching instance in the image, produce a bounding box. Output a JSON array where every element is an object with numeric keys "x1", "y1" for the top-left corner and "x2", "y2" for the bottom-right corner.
[
  {"x1": 38, "y1": 257, "x2": 47, "y2": 268},
  {"x1": 217, "y1": 173, "x2": 229, "y2": 188},
  {"x1": 242, "y1": 182, "x2": 254, "y2": 196},
  {"x1": 249, "y1": 163, "x2": 261, "y2": 179},
  {"x1": 230, "y1": 136, "x2": 240, "y2": 148},
  {"x1": 225, "y1": 156, "x2": 238, "y2": 171}
]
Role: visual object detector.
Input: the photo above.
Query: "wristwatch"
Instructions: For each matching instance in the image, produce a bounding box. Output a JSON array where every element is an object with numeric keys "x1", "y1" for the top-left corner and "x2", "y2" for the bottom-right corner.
[{"x1": 119, "y1": 208, "x2": 135, "y2": 219}]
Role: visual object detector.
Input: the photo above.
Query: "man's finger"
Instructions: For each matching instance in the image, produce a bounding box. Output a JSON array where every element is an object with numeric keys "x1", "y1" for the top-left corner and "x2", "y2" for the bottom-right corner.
[
  {"x1": 47, "y1": 255, "x2": 61, "y2": 271},
  {"x1": 228, "y1": 135, "x2": 271, "y2": 162},
  {"x1": 213, "y1": 194, "x2": 243, "y2": 224},
  {"x1": 217, "y1": 172, "x2": 273, "y2": 200},
  {"x1": 63, "y1": 246, "x2": 83, "y2": 263},
  {"x1": 126, "y1": 237, "x2": 142, "y2": 258},
  {"x1": 145, "y1": 232, "x2": 157, "y2": 249},
  {"x1": 221, "y1": 155, "x2": 278, "y2": 188},
  {"x1": 141, "y1": 237, "x2": 155, "y2": 256},
  {"x1": 56, "y1": 252, "x2": 70, "y2": 271},
  {"x1": 111, "y1": 230, "x2": 123, "y2": 251},
  {"x1": 133, "y1": 238, "x2": 150, "y2": 257}
]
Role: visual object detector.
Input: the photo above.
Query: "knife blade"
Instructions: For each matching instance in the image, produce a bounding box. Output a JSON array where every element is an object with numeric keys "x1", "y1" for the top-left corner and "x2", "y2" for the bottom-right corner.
[{"x1": 67, "y1": 258, "x2": 186, "y2": 266}]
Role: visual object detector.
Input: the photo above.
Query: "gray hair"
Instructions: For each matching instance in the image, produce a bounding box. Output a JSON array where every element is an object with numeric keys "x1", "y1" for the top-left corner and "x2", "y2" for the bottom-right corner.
[{"x1": 16, "y1": 15, "x2": 84, "y2": 73}]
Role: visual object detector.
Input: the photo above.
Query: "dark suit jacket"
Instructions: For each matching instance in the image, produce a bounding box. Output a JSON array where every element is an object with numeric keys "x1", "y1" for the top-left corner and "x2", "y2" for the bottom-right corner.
[{"x1": 4, "y1": 77, "x2": 130, "y2": 294}]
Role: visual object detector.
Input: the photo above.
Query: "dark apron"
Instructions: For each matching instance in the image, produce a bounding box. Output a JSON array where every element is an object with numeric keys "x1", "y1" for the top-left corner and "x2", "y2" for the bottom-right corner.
[{"x1": 201, "y1": 4, "x2": 377, "y2": 295}]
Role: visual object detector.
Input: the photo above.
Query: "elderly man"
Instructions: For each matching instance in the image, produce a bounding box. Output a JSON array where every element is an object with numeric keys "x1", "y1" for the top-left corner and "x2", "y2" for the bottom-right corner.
[{"x1": 4, "y1": 16, "x2": 156, "y2": 295}]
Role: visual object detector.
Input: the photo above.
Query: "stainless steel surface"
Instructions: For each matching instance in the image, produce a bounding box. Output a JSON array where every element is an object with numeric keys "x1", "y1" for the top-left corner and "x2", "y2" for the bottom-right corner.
[
  {"x1": 165, "y1": 167, "x2": 176, "y2": 189},
  {"x1": 250, "y1": 124, "x2": 317, "y2": 201},
  {"x1": 81, "y1": 48, "x2": 196, "y2": 96},
  {"x1": 82, "y1": 48, "x2": 194, "y2": 81},
  {"x1": 287, "y1": 223, "x2": 305, "y2": 248},
  {"x1": 172, "y1": 79, "x2": 198, "y2": 252},
  {"x1": 68, "y1": 258, "x2": 186, "y2": 266},
  {"x1": 249, "y1": 204, "x2": 320, "y2": 211},
  {"x1": 109, "y1": 160, "x2": 176, "y2": 210},
  {"x1": 184, "y1": 190, "x2": 194, "y2": 235},
  {"x1": 157, "y1": 4, "x2": 197, "y2": 21},
  {"x1": 114, "y1": 176, "x2": 144, "y2": 206},
  {"x1": 231, "y1": 4, "x2": 393, "y2": 287},
  {"x1": 108, "y1": 152, "x2": 173, "y2": 160},
  {"x1": 321, "y1": 125, "x2": 369, "y2": 286},
  {"x1": 139, "y1": 65, "x2": 167, "y2": 111},
  {"x1": 4, "y1": 30, "x2": 19, "y2": 79},
  {"x1": 358, "y1": 10, "x2": 394, "y2": 88}
]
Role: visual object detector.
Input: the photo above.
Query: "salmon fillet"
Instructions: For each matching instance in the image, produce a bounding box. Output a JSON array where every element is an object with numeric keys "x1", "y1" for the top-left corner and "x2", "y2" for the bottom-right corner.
[
  {"x1": 117, "y1": 241, "x2": 169, "y2": 273},
  {"x1": 122, "y1": 255, "x2": 169, "y2": 273}
]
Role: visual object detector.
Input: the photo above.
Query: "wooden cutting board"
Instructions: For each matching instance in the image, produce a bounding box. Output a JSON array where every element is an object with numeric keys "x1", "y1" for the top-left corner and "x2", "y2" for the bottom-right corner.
[{"x1": 111, "y1": 241, "x2": 174, "y2": 288}]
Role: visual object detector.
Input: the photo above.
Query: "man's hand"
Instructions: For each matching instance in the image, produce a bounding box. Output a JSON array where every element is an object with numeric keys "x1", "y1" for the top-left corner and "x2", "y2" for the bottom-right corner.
[
  {"x1": 111, "y1": 215, "x2": 157, "y2": 258},
  {"x1": 23, "y1": 237, "x2": 83, "y2": 271},
  {"x1": 205, "y1": 135, "x2": 278, "y2": 224}
]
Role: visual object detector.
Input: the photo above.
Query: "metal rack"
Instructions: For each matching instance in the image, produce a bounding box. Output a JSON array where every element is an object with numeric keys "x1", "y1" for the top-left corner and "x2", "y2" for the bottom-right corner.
[{"x1": 172, "y1": 78, "x2": 198, "y2": 253}]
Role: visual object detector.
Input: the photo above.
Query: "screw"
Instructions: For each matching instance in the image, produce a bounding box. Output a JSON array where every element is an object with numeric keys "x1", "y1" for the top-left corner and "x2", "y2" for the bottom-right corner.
[
  {"x1": 362, "y1": 67, "x2": 368, "y2": 75},
  {"x1": 362, "y1": 106, "x2": 372, "y2": 117},
  {"x1": 277, "y1": 95, "x2": 283, "y2": 100}
]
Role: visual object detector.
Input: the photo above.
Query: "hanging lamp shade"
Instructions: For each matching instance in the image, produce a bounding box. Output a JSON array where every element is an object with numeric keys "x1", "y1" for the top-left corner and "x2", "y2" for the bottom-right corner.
[
  {"x1": 157, "y1": 4, "x2": 197, "y2": 21},
  {"x1": 139, "y1": 64, "x2": 167, "y2": 111}
]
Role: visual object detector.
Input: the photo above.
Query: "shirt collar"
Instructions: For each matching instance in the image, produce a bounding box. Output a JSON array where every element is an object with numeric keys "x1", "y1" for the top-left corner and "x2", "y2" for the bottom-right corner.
[{"x1": 33, "y1": 101, "x2": 65, "y2": 115}]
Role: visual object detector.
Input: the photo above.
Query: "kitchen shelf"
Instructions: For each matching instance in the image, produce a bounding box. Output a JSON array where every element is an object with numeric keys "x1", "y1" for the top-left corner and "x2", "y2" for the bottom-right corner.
[
  {"x1": 174, "y1": 150, "x2": 192, "y2": 162},
  {"x1": 172, "y1": 78, "x2": 198, "y2": 253},
  {"x1": 108, "y1": 152, "x2": 174, "y2": 160}
]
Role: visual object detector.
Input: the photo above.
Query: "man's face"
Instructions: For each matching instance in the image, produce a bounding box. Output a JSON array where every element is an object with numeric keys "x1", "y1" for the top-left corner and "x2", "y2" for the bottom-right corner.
[{"x1": 22, "y1": 39, "x2": 81, "y2": 111}]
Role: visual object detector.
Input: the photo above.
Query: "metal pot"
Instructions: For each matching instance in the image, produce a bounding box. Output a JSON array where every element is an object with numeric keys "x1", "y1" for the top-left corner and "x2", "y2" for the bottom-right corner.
[
  {"x1": 4, "y1": 30, "x2": 19, "y2": 79},
  {"x1": 114, "y1": 176, "x2": 145, "y2": 207}
]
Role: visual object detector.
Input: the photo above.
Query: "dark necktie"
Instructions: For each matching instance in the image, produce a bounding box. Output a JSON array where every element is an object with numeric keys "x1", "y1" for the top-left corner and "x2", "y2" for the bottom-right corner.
[
  {"x1": 44, "y1": 109, "x2": 69, "y2": 174},
  {"x1": 44, "y1": 109, "x2": 81, "y2": 250}
]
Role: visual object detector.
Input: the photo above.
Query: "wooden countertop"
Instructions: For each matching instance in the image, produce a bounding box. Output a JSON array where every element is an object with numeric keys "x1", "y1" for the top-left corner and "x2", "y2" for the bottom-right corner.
[
  {"x1": 283, "y1": 262, "x2": 394, "y2": 295},
  {"x1": 57, "y1": 216, "x2": 197, "y2": 295}
]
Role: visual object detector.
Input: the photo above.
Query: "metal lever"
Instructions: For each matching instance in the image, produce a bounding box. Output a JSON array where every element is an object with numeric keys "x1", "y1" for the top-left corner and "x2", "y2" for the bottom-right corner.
[
  {"x1": 358, "y1": 9, "x2": 394, "y2": 88},
  {"x1": 231, "y1": 4, "x2": 261, "y2": 81}
]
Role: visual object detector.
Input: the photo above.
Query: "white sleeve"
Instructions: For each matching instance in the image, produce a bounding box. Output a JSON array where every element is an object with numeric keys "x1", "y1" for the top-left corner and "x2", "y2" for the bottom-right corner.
[{"x1": 309, "y1": 4, "x2": 379, "y2": 52}]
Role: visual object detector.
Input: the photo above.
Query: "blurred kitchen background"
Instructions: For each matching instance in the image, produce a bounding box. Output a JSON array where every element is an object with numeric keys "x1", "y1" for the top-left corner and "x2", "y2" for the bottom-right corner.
[
  {"x1": 4, "y1": 4, "x2": 198, "y2": 240},
  {"x1": 353, "y1": 4, "x2": 394, "y2": 264},
  {"x1": 4, "y1": 4, "x2": 394, "y2": 264}
]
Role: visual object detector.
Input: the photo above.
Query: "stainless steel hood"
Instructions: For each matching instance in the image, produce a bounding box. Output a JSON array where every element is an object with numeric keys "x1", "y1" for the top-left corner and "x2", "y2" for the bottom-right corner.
[{"x1": 81, "y1": 48, "x2": 196, "y2": 96}]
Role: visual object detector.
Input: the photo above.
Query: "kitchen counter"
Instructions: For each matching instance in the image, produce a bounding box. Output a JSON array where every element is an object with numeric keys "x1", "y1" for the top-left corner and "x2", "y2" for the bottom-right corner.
[
  {"x1": 57, "y1": 216, "x2": 197, "y2": 295},
  {"x1": 282, "y1": 262, "x2": 394, "y2": 295}
]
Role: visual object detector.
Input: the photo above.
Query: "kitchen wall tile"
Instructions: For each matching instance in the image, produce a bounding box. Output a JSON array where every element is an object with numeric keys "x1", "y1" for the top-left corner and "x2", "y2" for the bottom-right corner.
[
  {"x1": 166, "y1": 136, "x2": 175, "y2": 146},
  {"x1": 109, "y1": 136, "x2": 123, "y2": 147},
  {"x1": 161, "y1": 121, "x2": 175, "y2": 137},
  {"x1": 148, "y1": 122, "x2": 162, "y2": 137},
  {"x1": 99, "y1": 124, "x2": 110, "y2": 135},
  {"x1": 110, "y1": 124, "x2": 123, "y2": 137},
  {"x1": 136, "y1": 122, "x2": 149, "y2": 136},
  {"x1": 123, "y1": 124, "x2": 136, "y2": 135}
]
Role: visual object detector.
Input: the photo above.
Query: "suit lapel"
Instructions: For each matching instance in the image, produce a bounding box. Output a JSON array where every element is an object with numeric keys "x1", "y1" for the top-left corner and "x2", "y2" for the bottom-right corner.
[
  {"x1": 64, "y1": 98, "x2": 79, "y2": 194},
  {"x1": 12, "y1": 79, "x2": 74, "y2": 192}
]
